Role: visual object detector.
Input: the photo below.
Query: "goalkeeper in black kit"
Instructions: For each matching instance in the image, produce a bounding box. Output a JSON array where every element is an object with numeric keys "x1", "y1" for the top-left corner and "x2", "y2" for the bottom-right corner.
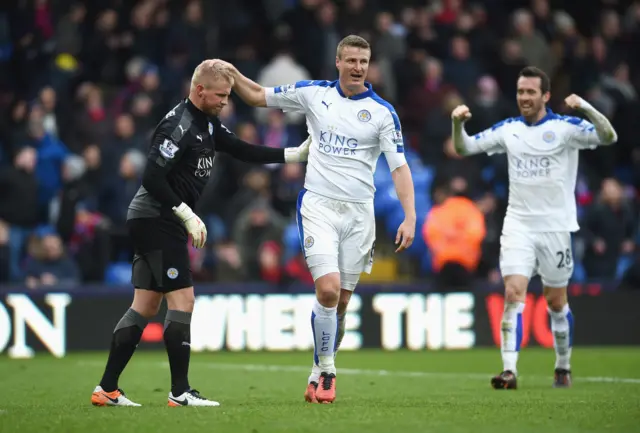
[{"x1": 91, "y1": 60, "x2": 311, "y2": 407}]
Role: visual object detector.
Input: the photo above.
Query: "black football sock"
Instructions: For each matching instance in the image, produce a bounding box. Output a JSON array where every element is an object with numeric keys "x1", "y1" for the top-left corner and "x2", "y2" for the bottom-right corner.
[
  {"x1": 163, "y1": 310, "x2": 192, "y2": 396},
  {"x1": 99, "y1": 308, "x2": 148, "y2": 392}
]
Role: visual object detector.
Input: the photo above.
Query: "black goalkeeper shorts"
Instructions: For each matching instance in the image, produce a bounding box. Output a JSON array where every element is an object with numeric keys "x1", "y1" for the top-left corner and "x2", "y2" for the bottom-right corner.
[{"x1": 126, "y1": 217, "x2": 192, "y2": 293}]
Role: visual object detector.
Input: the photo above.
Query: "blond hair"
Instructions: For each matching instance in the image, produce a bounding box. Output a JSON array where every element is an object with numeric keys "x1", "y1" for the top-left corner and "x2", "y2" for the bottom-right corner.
[
  {"x1": 190, "y1": 60, "x2": 233, "y2": 91},
  {"x1": 336, "y1": 35, "x2": 371, "y2": 59}
]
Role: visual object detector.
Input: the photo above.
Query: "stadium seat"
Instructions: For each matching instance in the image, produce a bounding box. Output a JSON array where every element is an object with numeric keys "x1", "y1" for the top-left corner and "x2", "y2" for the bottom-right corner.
[
  {"x1": 412, "y1": 166, "x2": 434, "y2": 193},
  {"x1": 283, "y1": 222, "x2": 301, "y2": 262},
  {"x1": 572, "y1": 260, "x2": 586, "y2": 282},
  {"x1": 204, "y1": 214, "x2": 227, "y2": 244},
  {"x1": 616, "y1": 255, "x2": 634, "y2": 280},
  {"x1": 405, "y1": 149, "x2": 424, "y2": 169},
  {"x1": 104, "y1": 262, "x2": 133, "y2": 285},
  {"x1": 481, "y1": 165, "x2": 495, "y2": 183},
  {"x1": 374, "y1": 184, "x2": 399, "y2": 217},
  {"x1": 384, "y1": 206, "x2": 406, "y2": 236}
]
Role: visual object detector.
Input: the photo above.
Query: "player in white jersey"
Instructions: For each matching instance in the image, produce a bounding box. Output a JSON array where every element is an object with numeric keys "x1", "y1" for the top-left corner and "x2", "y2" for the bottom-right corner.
[
  {"x1": 213, "y1": 35, "x2": 416, "y2": 403},
  {"x1": 451, "y1": 66, "x2": 618, "y2": 389}
]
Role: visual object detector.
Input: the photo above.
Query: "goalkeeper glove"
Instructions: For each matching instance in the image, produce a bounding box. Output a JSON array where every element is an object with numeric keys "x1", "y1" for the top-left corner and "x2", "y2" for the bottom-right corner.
[
  {"x1": 172, "y1": 202, "x2": 207, "y2": 249},
  {"x1": 284, "y1": 136, "x2": 312, "y2": 163}
]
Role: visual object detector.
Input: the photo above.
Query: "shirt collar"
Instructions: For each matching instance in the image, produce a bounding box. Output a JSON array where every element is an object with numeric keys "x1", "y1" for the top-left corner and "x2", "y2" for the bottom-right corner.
[
  {"x1": 335, "y1": 81, "x2": 374, "y2": 100},
  {"x1": 518, "y1": 107, "x2": 557, "y2": 126},
  {"x1": 185, "y1": 97, "x2": 210, "y2": 125}
]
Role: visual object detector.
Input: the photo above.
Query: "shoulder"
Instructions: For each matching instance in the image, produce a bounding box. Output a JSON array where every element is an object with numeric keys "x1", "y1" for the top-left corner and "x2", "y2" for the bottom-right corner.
[
  {"x1": 274, "y1": 80, "x2": 335, "y2": 94},
  {"x1": 157, "y1": 102, "x2": 194, "y2": 143},
  {"x1": 367, "y1": 92, "x2": 401, "y2": 128},
  {"x1": 212, "y1": 117, "x2": 234, "y2": 135},
  {"x1": 490, "y1": 117, "x2": 522, "y2": 132},
  {"x1": 552, "y1": 115, "x2": 594, "y2": 131}
]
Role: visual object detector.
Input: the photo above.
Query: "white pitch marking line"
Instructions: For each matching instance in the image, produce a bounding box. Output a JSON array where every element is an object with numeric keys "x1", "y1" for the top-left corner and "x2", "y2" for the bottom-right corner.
[{"x1": 75, "y1": 360, "x2": 640, "y2": 384}]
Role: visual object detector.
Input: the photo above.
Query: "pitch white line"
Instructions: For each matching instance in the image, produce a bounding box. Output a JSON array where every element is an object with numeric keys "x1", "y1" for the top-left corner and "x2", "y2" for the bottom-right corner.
[{"x1": 75, "y1": 360, "x2": 640, "y2": 384}]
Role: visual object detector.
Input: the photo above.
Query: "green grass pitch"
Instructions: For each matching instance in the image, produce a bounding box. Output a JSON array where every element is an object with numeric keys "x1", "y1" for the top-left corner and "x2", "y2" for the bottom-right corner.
[{"x1": 1, "y1": 348, "x2": 639, "y2": 433}]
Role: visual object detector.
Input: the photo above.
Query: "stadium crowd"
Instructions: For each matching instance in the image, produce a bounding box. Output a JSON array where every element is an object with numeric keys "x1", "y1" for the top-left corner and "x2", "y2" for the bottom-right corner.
[{"x1": 0, "y1": 0, "x2": 638, "y2": 289}]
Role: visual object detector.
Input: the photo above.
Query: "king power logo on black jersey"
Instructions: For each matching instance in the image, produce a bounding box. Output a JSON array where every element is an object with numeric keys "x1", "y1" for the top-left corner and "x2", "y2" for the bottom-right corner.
[{"x1": 195, "y1": 156, "x2": 214, "y2": 178}]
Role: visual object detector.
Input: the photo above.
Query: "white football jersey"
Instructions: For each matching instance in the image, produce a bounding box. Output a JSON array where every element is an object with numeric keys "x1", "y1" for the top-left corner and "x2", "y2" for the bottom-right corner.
[
  {"x1": 466, "y1": 109, "x2": 604, "y2": 233},
  {"x1": 265, "y1": 80, "x2": 404, "y2": 202}
]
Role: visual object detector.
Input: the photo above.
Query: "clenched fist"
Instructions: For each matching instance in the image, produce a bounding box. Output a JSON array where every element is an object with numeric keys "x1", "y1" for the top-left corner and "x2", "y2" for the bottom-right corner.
[
  {"x1": 451, "y1": 104, "x2": 472, "y2": 122},
  {"x1": 564, "y1": 94, "x2": 583, "y2": 110}
]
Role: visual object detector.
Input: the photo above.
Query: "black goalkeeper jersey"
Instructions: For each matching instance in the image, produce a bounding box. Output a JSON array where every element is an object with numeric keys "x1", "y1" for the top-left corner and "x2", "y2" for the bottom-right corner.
[{"x1": 127, "y1": 98, "x2": 285, "y2": 221}]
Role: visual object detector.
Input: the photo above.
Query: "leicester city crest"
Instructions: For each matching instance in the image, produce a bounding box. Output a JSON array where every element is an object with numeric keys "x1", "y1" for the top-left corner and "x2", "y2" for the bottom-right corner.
[
  {"x1": 167, "y1": 267, "x2": 179, "y2": 279},
  {"x1": 304, "y1": 236, "x2": 314, "y2": 249},
  {"x1": 357, "y1": 109, "x2": 371, "y2": 122},
  {"x1": 542, "y1": 130, "x2": 556, "y2": 143},
  {"x1": 208, "y1": 122, "x2": 213, "y2": 135}
]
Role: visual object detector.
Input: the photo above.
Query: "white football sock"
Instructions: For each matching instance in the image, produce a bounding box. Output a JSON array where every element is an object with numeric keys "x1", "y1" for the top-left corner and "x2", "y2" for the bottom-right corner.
[
  {"x1": 501, "y1": 302, "x2": 525, "y2": 374},
  {"x1": 311, "y1": 299, "x2": 337, "y2": 374},
  {"x1": 549, "y1": 304, "x2": 573, "y2": 370}
]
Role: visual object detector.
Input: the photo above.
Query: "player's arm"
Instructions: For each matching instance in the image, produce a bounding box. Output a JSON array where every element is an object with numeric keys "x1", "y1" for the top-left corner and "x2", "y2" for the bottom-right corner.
[
  {"x1": 225, "y1": 63, "x2": 267, "y2": 107},
  {"x1": 143, "y1": 123, "x2": 207, "y2": 248},
  {"x1": 214, "y1": 59, "x2": 308, "y2": 112},
  {"x1": 451, "y1": 104, "x2": 506, "y2": 156},
  {"x1": 564, "y1": 94, "x2": 618, "y2": 147},
  {"x1": 380, "y1": 111, "x2": 415, "y2": 252},
  {"x1": 214, "y1": 118, "x2": 311, "y2": 163},
  {"x1": 142, "y1": 130, "x2": 186, "y2": 210}
]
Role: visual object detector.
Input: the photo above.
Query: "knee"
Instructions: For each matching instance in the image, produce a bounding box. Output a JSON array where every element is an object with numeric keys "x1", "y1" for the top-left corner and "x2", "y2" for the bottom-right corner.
[
  {"x1": 315, "y1": 274, "x2": 340, "y2": 307},
  {"x1": 545, "y1": 292, "x2": 567, "y2": 312},
  {"x1": 504, "y1": 282, "x2": 526, "y2": 303},
  {"x1": 166, "y1": 289, "x2": 195, "y2": 312},
  {"x1": 132, "y1": 297, "x2": 162, "y2": 319}
]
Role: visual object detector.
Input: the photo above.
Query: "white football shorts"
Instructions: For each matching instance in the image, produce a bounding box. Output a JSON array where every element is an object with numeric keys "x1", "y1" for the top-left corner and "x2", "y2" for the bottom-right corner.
[
  {"x1": 296, "y1": 189, "x2": 376, "y2": 290},
  {"x1": 499, "y1": 229, "x2": 574, "y2": 288}
]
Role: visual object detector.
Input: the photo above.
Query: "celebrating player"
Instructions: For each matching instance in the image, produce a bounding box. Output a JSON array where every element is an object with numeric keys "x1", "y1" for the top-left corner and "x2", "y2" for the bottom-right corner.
[
  {"x1": 214, "y1": 35, "x2": 416, "y2": 403},
  {"x1": 451, "y1": 66, "x2": 618, "y2": 389},
  {"x1": 90, "y1": 60, "x2": 311, "y2": 407}
]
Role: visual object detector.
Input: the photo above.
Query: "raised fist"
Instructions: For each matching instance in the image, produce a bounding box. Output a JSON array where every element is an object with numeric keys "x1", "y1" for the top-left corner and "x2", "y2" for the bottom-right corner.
[{"x1": 451, "y1": 104, "x2": 472, "y2": 122}]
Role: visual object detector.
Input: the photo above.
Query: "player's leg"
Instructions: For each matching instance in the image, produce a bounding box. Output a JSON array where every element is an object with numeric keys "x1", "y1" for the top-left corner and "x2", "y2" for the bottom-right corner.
[
  {"x1": 310, "y1": 270, "x2": 341, "y2": 403},
  {"x1": 334, "y1": 204, "x2": 375, "y2": 357},
  {"x1": 306, "y1": 284, "x2": 354, "y2": 402},
  {"x1": 92, "y1": 288, "x2": 161, "y2": 407},
  {"x1": 297, "y1": 190, "x2": 341, "y2": 404},
  {"x1": 335, "y1": 288, "x2": 353, "y2": 354},
  {"x1": 538, "y1": 232, "x2": 574, "y2": 388},
  {"x1": 158, "y1": 221, "x2": 219, "y2": 407},
  {"x1": 163, "y1": 287, "x2": 218, "y2": 406},
  {"x1": 491, "y1": 231, "x2": 536, "y2": 390},
  {"x1": 92, "y1": 218, "x2": 166, "y2": 407}
]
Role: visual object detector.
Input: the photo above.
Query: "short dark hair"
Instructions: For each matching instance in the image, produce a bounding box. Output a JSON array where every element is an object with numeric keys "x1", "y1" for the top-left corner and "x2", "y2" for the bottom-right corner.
[{"x1": 518, "y1": 66, "x2": 550, "y2": 94}]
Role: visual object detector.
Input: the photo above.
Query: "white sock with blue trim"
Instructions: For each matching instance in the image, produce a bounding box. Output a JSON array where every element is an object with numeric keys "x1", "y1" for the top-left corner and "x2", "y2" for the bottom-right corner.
[
  {"x1": 311, "y1": 299, "x2": 337, "y2": 375},
  {"x1": 549, "y1": 304, "x2": 573, "y2": 370},
  {"x1": 501, "y1": 302, "x2": 525, "y2": 374}
]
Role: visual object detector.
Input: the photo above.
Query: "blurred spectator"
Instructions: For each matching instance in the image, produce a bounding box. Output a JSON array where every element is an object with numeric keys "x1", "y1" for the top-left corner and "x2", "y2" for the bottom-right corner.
[
  {"x1": 423, "y1": 181, "x2": 486, "y2": 290},
  {"x1": 24, "y1": 226, "x2": 80, "y2": 289},
  {"x1": 0, "y1": 147, "x2": 39, "y2": 282},
  {"x1": 443, "y1": 35, "x2": 483, "y2": 99},
  {"x1": 232, "y1": 198, "x2": 287, "y2": 281},
  {"x1": 582, "y1": 178, "x2": 636, "y2": 279},
  {"x1": 255, "y1": 39, "x2": 311, "y2": 125},
  {"x1": 512, "y1": 9, "x2": 555, "y2": 78}
]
